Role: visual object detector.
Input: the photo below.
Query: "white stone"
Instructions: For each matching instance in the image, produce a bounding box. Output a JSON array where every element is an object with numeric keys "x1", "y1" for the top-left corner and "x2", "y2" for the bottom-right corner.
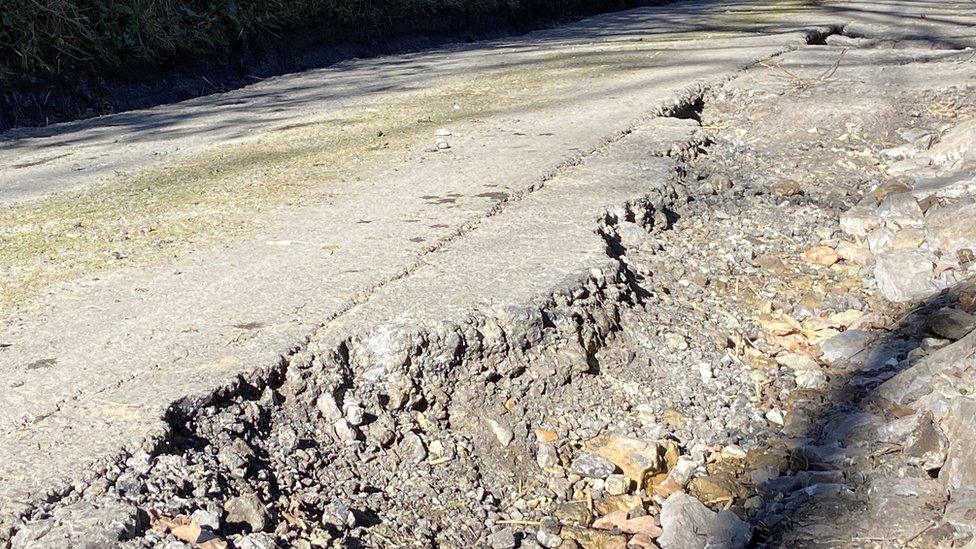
[
  {"x1": 658, "y1": 493, "x2": 750, "y2": 549},
  {"x1": 795, "y1": 368, "x2": 828, "y2": 390},
  {"x1": 874, "y1": 250, "x2": 946, "y2": 302}
]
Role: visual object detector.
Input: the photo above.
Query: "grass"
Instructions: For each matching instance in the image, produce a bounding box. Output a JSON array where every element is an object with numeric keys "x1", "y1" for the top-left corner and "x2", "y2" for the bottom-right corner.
[
  {"x1": 0, "y1": 0, "x2": 651, "y2": 81},
  {"x1": 0, "y1": 0, "x2": 818, "y2": 316},
  {"x1": 0, "y1": 40, "x2": 669, "y2": 315}
]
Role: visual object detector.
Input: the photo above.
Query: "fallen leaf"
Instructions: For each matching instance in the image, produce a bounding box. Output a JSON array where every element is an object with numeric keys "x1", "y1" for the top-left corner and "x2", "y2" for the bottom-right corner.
[
  {"x1": 593, "y1": 511, "x2": 663, "y2": 537},
  {"x1": 171, "y1": 522, "x2": 203, "y2": 544},
  {"x1": 742, "y1": 347, "x2": 778, "y2": 370},
  {"x1": 624, "y1": 515, "x2": 664, "y2": 537},
  {"x1": 766, "y1": 333, "x2": 819, "y2": 358},
  {"x1": 757, "y1": 313, "x2": 801, "y2": 336},
  {"x1": 536, "y1": 429, "x2": 558, "y2": 443},
  {"x1": 150, "y1": 515, "x2": 190, "y2": 533},
  {"x1": 827, "y1": 309, "x2": 863, "y2": 328},
  {"x1": 629, "y1": 532, "x2": 660, "y2": 548},
  {"x1": 593, "y1": 494, "x2": 643, "y2": 516},
  {"x1": 593, "y1": 510, "x2": 629, "y2": 531},
  {"x1": 650, "y1": 479, "x2": 683, "y2": 499},
  {"x1": 804, "y1": 245, "x2": 839, "y2": 266}
]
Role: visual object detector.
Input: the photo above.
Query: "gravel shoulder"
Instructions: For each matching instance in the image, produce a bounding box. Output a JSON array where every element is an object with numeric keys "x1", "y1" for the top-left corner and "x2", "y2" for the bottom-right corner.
[{"x1": 2, "y1": 1, "x2": 976, "y2": 547}]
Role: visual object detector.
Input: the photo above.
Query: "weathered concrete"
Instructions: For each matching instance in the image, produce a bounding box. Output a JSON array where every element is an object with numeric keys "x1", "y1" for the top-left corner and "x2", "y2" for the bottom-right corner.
[{"x1": 1, "y1": 0, "x2": 975, "y2": 543}]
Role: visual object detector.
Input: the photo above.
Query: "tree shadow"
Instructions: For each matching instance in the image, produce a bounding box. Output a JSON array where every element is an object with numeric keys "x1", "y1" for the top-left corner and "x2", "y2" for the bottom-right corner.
[
  {"x1": 3, "y1": 0, "x2": 973, "y2": 155},
  {"x1": 752, "y1": 278, "x2": 975, "y2": 546}
]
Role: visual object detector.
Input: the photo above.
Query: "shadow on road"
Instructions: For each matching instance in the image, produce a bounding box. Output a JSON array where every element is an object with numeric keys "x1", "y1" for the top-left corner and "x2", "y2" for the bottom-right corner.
[{"x1": 752, "y1": 278, "x2": 975, "y2": 546}]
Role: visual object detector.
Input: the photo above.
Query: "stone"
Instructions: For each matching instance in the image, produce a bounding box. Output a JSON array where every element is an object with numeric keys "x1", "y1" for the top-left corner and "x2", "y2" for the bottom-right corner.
[
  {"x1": 593, "y1": 512, "x2": 663, "y2": 537},
  {"x1": 664, "y1": 333, "x2": 689, "y2": 351},
  {"x1": 384, "y1": 374, "x2": 413, "y2": 410},
  {"x1": 925, "y1": 199, "x2": 976, "y2": 254},
  {"x1": 190, "y1": 509, "x2": 220, "y2": 531},
  {"x1": 658, "y1": 493, "x2": 749, "y2": 549},
  {"x1": 878, "y1": 192, "x2": 923, "y2": 227},
  {"x1": 840, "y1": 202, "x2": 880, "y2": 238},
  {"x1": 217, "y1": 441, "x2": 252, "y2": 474},
  {"x1": 770, "y1": 179, "x2": 803, "y2": 196},
  {"x1": 927, "y1": 308, "x2": 976, "y2": 341},
  {"x1": 689, "y1": 473, "x2": 743, "y2": 504},
  {"x1": 904, "y1": 412, "x2": 949, "y2": 471},
  {"x1": 697, "y1": 362, "x2": 713, "y2": 383},
  {"x1": 488, "y1": 527, "x2": 517, "y2": 549},
  {"x1": 882, "y1": 144, "x2": 920, "y2": 160},
  {"x1": 586, "y1": 435, "x2": 665, "y2": 486},
  {"x1": 316, "y1": 393, "x2": 343, "y2": 421},
  {"x1": 666, "y1": 457, "x2": 698, "y2": 486},
  {"x1": 628, "y1": 532, "x2": 657, "y2": 548},
  {"x1": 794, "y1": 368, "x2": 828, "y2": 390},
  {"x1": 553, "y1": 502, "x2": 593, "y2": 527},
  {"x1": 537, "y1": 530, "x2": 563, "y2": 548},
  {"x1": 487, "y1": 418, "x2": 515, "y2": 447},
  {"x1": 743, "y1": 496, "x2": 764, "y2": 513},
  {"x1": 943, "y1": 488, "x2": 976, "y2": 536},
  {"x1": 658, "y1": 493, "x2": 713, "y2": 549},
  {"x1": 721, "y1": 445, "x2": 747, "y2": 460},
  {"x1": 224, "y1": 493, "x2": 266, "y2": 532},
  {"x1": 604, "y1": 475, "x2": 631, "y2": 496},
  {"x1": 617, "y1": 221, "x2": 651, "y2": 251},
  {"x1": 709, "y1": 175, "x2": 734, "y2": 193},
  {"x1": 940, "y1": 398, "x2": 976, "y2": 492},
  {"x1": 889, "y1": 228, "x2": 926, "y2": 250},
  {"x1": 876, "y1": 330, "x2": 976, "y2": 408},
  {"x1": 537, "y1": 429, "x2": 559, "y2": 443},
  {"x1": 571, "y1": 453, "x2": 618, "y2": 479},
  {"x1": 538, "y1": 442, "x2": 560, "y2": 469},
  {"x1": 561, "y1": 526, "x2": 628, "y2": 549},
  {"x1": 594, "y1": 495, "x2": 643, "y2": 517},
  {"x1": 899, "y1": 127, "x2": 936, "y2": 149},
  {"x1": 332, "y1": 418, "x2": 359, "y2": 441},
  {"x1": 321, "y1": 500, "x2": 355, "y2": 529},
  {"x1": 775, "y1": 353, "x2": 820, "y2": 371},
  {"x1": 874, "y1": 250, "x2": 945, "y2": 302},
  {"x1": 662, "y1": 409, "x2": 686, "y2": 429},
  {"x1": 11, "y1": 498, "x2": 139, "y2": 548},
  {"x1": 836, "y1": 240, "x2": 871, "y2": 265},
  {"x1": 399, "y1": 432, "x2": 428, "y2": 463},
  {"x1": 344, "y1": 402, "x2": 365, "y2": 426},
  {"x1": 765, "y1": 408, "x2": 785, "y2": 426},
  {"x1": 819, "y1": 330, "x2": 874, "y2": 364},
  {"x1": 540, "y1": 517, "x2": 561, "y2": 535},
  {"x1": 368, "y1": 416, "x2": 396, "y2": 447},
  {"x1": 237, "y1": 533, "x2": 278, "y2": 549},
  {"x1": 710, "y1": 510, "x2": 752, "y2": 548}
]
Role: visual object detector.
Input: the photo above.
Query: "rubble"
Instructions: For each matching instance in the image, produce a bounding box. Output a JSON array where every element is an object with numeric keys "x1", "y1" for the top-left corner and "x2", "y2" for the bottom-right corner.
[{"x1": 6, "y1": 16, "x2": 976, "y2": 549}]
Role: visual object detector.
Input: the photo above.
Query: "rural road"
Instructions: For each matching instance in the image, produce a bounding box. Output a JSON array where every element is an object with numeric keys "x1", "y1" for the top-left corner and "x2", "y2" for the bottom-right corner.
[{"x1": 1, "y1": 0, "x2": 975, "y2": 546}]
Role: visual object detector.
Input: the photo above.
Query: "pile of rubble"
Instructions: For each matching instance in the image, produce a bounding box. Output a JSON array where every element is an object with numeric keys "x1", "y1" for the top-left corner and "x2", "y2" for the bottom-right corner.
[
  {"x1": 841, "y1": 116, "x2": 976, "y2": 303},
  {"x1": 9, "y1": 38, "x2": 976, "y2": 549}
]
